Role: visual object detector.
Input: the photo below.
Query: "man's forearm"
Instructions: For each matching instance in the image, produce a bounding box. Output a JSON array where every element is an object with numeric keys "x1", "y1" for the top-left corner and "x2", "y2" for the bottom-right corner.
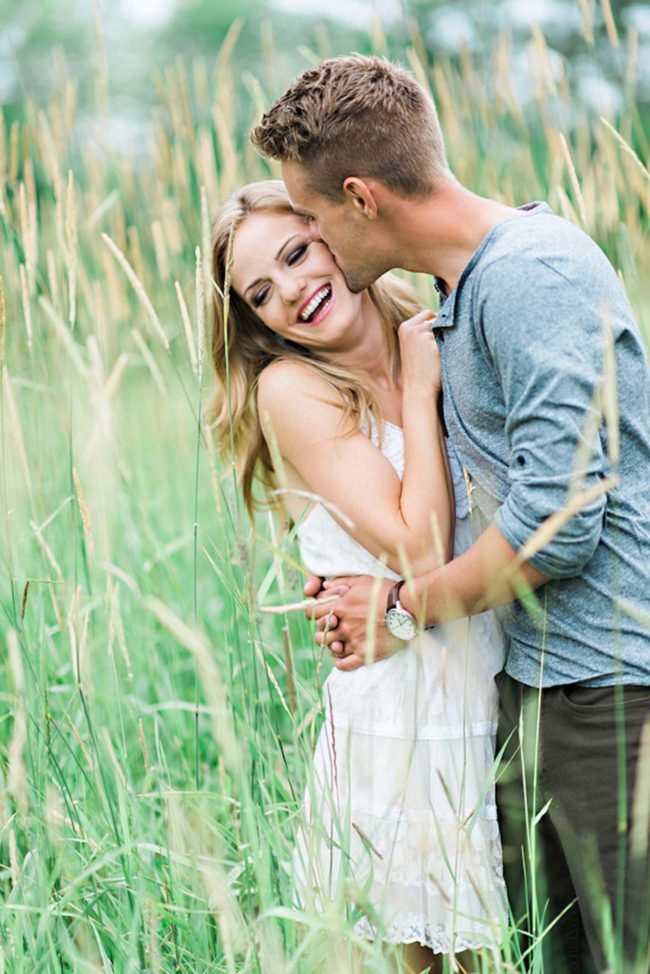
[{"x1": 400, "y1": 522, "x2": 549, "y2": 625}]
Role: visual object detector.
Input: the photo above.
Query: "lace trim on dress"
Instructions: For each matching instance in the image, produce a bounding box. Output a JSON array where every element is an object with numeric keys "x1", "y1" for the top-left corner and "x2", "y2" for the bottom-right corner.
[{"x1": 354, "y1": 914, "x2": 506, "y2": 952}]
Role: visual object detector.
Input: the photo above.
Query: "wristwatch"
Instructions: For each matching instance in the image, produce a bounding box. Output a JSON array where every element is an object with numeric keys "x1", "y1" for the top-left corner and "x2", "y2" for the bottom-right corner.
[{"x1": 385, "y1": 580, "x2": 417, "y2": 641}]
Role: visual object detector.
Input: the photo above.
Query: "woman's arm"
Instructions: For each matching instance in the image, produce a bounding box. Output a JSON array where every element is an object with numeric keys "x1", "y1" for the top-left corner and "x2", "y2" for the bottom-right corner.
[
  {"x1": 257, "y1": 310, "x2": 454, "y2": 576},
  {"x1": 398, "y1": 312, "x2": 455, "y2": 569}
]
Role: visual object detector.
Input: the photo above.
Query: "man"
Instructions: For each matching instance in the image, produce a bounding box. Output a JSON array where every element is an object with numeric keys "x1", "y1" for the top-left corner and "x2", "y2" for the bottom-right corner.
[{"x1": 251, "y1": 55, "x2": 650, "y2": 972}]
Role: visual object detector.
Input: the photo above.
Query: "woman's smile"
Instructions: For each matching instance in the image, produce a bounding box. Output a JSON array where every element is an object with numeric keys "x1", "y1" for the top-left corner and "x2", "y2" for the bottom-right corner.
[{"x1": 296, "y1": 283, "x2": 335, "y2": 326}]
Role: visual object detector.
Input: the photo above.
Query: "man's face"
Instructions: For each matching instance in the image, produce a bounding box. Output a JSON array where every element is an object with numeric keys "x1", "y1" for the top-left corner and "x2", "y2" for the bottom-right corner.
[{"x1": 282, "y1": 160, "x2": 389, "y2": 293}]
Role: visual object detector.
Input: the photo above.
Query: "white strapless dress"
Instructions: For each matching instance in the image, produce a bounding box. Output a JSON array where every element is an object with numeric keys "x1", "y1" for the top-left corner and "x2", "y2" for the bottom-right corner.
[{"x1": 293, "y1": 421, "x2": 508, "y2": 953}]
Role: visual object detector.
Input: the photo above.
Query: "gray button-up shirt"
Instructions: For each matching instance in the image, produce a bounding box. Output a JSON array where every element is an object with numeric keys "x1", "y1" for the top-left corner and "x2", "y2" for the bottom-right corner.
[{"x1": 436, "y1": 202, "x2": 650, "y2": 687}]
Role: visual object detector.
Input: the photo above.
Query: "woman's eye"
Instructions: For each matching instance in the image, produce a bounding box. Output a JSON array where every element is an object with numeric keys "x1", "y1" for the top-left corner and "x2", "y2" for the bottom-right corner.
[
  {"x1": 287, "y1": 244, "x2": 308, "y2": 265},
  {"x1": 253, "y1": 288, "x2": 269, "y2": 308}
]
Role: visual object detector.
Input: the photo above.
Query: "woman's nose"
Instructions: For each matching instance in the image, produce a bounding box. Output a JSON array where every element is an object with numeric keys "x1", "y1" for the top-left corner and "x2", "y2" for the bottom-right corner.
[{"x1": 279, "y1": 276, "x2": 306, "y2": 306}]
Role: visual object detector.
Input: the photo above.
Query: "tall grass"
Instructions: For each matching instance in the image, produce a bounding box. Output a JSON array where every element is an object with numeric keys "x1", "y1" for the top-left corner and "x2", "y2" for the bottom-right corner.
[{"x1": 0, "y1": 6, "x2": 648, "y2": 972}]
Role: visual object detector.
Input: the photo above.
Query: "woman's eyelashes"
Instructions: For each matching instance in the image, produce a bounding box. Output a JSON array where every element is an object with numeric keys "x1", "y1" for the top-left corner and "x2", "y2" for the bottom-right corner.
[
  {"x1": 252, "y1": 287, "x2": 269, "y2": 308},
  {"x1": 286, "y1": 243, "x2": 308, "y2": 265},
  {"x1": 251, "y1": 242, "x2": 310, "y2": 308}
]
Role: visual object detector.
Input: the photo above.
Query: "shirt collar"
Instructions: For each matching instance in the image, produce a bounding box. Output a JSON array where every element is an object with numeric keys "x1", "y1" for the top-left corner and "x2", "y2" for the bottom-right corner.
[{"x1": 433, "y1": 201, "x2": 553, "y2": 330}]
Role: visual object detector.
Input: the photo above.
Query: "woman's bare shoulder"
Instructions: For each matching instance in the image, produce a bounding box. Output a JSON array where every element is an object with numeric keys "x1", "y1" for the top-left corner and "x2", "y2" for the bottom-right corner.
[{"x1": 257, "y1": 358, "x2": 341, "y2": 412}]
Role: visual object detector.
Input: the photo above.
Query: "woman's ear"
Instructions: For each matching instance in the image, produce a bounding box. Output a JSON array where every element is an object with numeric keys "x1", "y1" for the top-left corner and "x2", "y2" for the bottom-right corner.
[{"x1": 342, "y1": 177, "x2": 378, "y2": 220}]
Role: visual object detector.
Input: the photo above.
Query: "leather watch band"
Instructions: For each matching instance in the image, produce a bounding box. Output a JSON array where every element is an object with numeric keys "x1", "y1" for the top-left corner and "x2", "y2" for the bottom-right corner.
[{"x1": 386, "y1": 579, "x2": 406, "y2": 613}]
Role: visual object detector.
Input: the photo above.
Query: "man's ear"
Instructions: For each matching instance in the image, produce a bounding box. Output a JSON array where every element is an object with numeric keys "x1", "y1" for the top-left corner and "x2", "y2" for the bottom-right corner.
[{"x1": 342, "y1": 177, "x2": 378, "y2": 220}]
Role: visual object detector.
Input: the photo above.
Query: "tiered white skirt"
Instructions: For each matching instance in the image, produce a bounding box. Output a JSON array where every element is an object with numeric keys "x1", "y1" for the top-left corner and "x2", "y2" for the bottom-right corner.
[{"x1": 294, "y1": 613, "x2": 508, "y2": 953}]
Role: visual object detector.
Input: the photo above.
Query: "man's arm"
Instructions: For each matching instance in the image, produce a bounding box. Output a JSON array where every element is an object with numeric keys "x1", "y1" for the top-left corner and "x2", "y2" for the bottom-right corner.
[{"x1": 310, "y1": 522, "x2": 547, "y2": 669}]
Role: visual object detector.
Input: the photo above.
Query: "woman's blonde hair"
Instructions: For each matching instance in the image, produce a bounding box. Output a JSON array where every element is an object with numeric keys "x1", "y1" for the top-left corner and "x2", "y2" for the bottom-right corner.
[{"x1": 207, "y1": 180, "x2": 421, "y2": 515}]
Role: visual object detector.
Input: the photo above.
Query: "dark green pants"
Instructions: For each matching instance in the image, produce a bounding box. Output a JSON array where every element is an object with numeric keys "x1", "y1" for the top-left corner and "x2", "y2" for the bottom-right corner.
[{"x1": 495, "y1": 672, "x2": 650, "y2": 974}]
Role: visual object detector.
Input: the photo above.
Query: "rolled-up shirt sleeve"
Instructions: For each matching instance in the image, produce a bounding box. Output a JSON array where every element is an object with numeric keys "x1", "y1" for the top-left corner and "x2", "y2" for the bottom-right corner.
[{"x1": 478, "y1": 253, "x2": 610, "y2": 578}]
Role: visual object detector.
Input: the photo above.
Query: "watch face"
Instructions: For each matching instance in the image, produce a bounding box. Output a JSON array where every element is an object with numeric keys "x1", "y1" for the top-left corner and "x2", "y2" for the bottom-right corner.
[{"x1": 385, "y1": 608, "x2": 417, "y2": 641}]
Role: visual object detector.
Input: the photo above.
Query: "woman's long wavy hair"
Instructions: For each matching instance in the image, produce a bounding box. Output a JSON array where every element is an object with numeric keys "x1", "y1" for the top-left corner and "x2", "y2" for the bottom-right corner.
[{"x1": 207, "y1": 180, "x2": 422, "y2": 516}]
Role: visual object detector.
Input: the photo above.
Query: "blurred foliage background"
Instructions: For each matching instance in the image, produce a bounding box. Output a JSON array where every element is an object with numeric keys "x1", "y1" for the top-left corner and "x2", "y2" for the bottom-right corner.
[{"x1": 2, "y1": 0, "x2": 649, "y2": 142}]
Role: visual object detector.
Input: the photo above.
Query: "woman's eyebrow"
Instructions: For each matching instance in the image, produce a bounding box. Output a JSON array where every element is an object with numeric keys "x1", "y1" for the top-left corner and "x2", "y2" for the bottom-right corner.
[{"x1": 243, "y1": 234, "x2": 302, "y2": 297}]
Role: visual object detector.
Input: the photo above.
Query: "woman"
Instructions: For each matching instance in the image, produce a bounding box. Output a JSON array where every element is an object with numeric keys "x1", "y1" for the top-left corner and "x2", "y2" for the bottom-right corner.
[{"x1": 209, "y1": 181, "x2": 507, "y2": 972}]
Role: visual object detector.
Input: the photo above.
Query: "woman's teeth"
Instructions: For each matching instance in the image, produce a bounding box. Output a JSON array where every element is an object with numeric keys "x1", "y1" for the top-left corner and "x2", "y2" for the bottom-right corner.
[{"x1": 299, "y1": 284, "x2": 332, "y2": 322}]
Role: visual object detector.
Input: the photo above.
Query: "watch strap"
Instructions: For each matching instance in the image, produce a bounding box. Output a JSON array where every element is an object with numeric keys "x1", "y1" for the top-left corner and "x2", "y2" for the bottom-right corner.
[{"x1": 386, "y1": 579, "x2": 406, "y2": 613}]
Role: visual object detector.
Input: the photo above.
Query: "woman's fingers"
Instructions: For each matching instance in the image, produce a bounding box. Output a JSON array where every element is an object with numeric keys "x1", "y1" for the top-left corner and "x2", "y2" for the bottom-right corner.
[
  {"x1": 303, "y1": 574, "x2": 325, "y2": 598},
  {"x1": 315, "y1": 628, "x2": 345, "y2": 648},
  {"x1": 317, "y1": 614, "x2": 338, "y2": 630}
]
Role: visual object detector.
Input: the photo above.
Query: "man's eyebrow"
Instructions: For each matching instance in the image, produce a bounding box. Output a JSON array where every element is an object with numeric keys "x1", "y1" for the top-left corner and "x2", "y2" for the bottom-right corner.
[{"x1": 243, "y1": 234, "x2": 302, "y2": 297}]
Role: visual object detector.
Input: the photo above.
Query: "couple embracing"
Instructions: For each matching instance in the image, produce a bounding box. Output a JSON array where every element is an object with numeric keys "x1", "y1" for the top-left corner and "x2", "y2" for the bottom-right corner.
[{"x1": 209, "y1": 56, "x2": 650, "y2": 973}]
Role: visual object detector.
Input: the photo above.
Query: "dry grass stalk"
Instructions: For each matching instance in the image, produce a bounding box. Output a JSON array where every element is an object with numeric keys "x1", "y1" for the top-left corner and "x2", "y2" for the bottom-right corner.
[
  {"x1": 559, "y1": 132, "x2": 588, "y2": 226},
  {"x1": 151, "y1": 219, "x2": 170, "y2": 281},
  {"x1": 600, "y1": 304, "x2": 620, "y2": 465},
  {"x1": 200, "y1": 184, "x2": 211, "y2": 311},
  {"x1": 531, "y1": 25, "x2": 558, "y2": 98},
  {"x1": 254, "y1": 640, "x2": 291, "y2": 717},
  {"x1": 259, "y1": 592, "x2": 339, "y2": 614},
  {"x1": 9, "y1": 827, "x2": 19, "y2": 885},
  {"x1": 8, "y1": 120, "x2": 19, "y2": 186},
  {"x1": 72, "y1": 465, "x2": 95, "y2": 555},
  {"x1": 108, "y1": 577, "x2": 133, "y2": 681},
  {"x1": 0, "y1": 106, "x2": 5, "y2": 190},
  {"x1": 631, "y1": 717, "x2": 650, "y2": 862},
  {"x1": 7, "y1": 628, "x2": 28, "y2": 820},
  {"x1": 195, "y1": 245, "x2": 206, "y2": 381},
  {"x1": 39, "y1": 296, "x2": 86, "y2": 376},
  {"x1": 600, "y1": 0, "x2": 619, "y2": 49},
  {"x1": 101, "y1": 232, "x2": 170, "y2": 350},
  {"x1": 127, "y1": 225, "x2": 146, "y2": 285},
  {"x1": 92, "y1": 0, "x2": 109, "y2": 105},
  {"x1": 65, "y1": 169, "x2": 77, "y2": 329},
  {"x1": 198, "y1": 130, "x2": 219, "y2": 204},
  {"x1": 0, "y1": 275, "x2": 4, "y2": 368},
  {"x1": 199, "y1": 862, "x2": 244, "y2": 974},
  {"x1": 282, "y1": 624, "x2": 296, "y2": 712},
  {"x1": 175, "y1": 280, "x2": 198, "y2": 375},
  {"x1": 480, "y1": 475, "x2": 618, "y2": 613},
  {"x1": 626, "y1": 28, "x2": 638, "y2": 94},
  {"x1": 577, "y1": 0, "x2": 595, "y2": 45},
  {"x1": 65, "y1": 712, "x2": 95, "y2": 774},
  {"x1": 270, "y1": 487, "x2": 355, "y2": 530},
  {"x1": 138, "y1": 717, "x2": 150, "y2": 772},
  {"x1": 20, "y1": 580, "x2": 29, "y2": 621},
  {"x1": 213, "y1": 104, "x2": 238, "y2": 195},
  {"x1": 600, "y1": 117, "x2": 650, "y2": 184},
  {"x1": 46, "y1": 249, "x2": 59, "y2": 309},
  {"x1": 19, "y1": 266, "x2": 35, "y2": 346},
  {"x1": 102, "y1": 726, "x2": 128, "y2": 790}
]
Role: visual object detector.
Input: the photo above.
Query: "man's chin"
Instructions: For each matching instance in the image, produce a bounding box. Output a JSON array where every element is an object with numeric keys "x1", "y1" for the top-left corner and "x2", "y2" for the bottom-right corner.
[{"x1": 340, "y1": 263, "x2": 378, "y2": 294}]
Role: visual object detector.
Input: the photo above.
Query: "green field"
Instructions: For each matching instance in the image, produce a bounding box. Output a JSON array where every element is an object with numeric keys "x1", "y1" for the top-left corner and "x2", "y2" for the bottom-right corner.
[{"x1": 1, "y1": 8, "x2": 648, "y2": 972}]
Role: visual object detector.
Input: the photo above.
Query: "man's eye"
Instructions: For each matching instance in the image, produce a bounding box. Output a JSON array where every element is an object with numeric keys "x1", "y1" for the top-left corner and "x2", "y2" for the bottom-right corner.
[
  {"x1": 253, "y1": 287, "x2": 269, "y2": 308},
  {"x1": 287, "y1": 244, "x2": 308, "y2": 265}
]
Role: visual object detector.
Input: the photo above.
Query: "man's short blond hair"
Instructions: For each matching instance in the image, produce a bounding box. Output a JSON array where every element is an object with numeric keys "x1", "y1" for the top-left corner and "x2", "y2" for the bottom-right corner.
[{"x1": 251, "y1": 55, "x2": 450, "y2": 202}]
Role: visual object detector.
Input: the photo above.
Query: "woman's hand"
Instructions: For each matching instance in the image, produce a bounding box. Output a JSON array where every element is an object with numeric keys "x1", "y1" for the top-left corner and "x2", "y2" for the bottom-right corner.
[{"x1": 398, "y1": 310, "x2": 441, "y2": 395}]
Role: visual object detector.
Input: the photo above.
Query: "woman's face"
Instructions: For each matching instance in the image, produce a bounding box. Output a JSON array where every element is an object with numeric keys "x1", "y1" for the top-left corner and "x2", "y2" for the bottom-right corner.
[{"x1": 230, "y1": 210, "x2": 363, "y2": 351}]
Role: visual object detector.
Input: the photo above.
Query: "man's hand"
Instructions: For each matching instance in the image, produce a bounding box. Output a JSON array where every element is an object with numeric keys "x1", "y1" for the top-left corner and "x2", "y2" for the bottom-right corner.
[
  {"x1": 303, "y1": 573, "x2": 349, "y2": 658},
  {"x1": 308, "y1": 575, "x2": 404, "y2": 671}
]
